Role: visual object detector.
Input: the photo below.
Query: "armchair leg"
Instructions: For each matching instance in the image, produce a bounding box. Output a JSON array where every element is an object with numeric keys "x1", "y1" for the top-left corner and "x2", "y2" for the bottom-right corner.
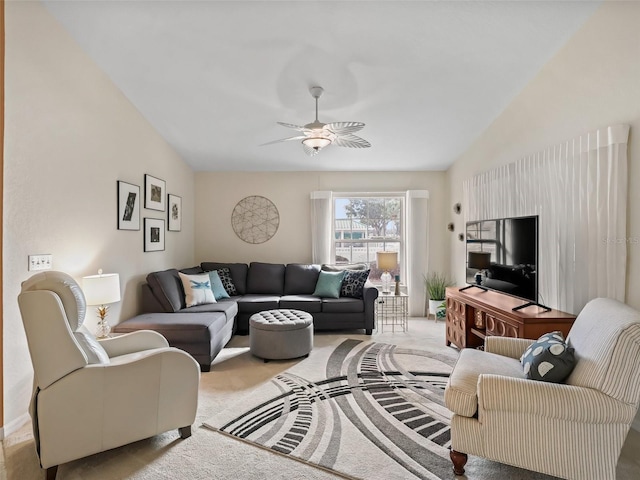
[
  {"x1": 179, "y1": 425, "x2": 192, "y2": 439},
  {"x1": 450, "y1": 449, "x2": 468, "y2": 476},
  {"x1": 46, "y1": 465, "x2": 58, "y2": 480}
]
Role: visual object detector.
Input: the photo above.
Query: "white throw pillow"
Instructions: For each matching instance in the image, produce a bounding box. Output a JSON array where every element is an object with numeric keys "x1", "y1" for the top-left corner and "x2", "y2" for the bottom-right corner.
[{"x1": 179, "y1": 272, "x2": 216, "y2": 307}]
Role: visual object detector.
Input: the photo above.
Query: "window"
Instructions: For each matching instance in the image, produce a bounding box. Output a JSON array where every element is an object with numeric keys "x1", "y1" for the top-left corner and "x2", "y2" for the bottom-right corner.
[{"x1": 333, "y1": 195, "x2": 403, "y2": 283}]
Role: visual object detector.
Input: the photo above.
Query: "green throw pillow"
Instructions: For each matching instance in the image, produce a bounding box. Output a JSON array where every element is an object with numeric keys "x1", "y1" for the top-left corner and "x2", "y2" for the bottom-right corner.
[
  {"x1": 208, "y1": 271, "x2": 230, "y2": 301},
  {"x1": 313, "y1": 270, "x2": 346, "y2": 299}
]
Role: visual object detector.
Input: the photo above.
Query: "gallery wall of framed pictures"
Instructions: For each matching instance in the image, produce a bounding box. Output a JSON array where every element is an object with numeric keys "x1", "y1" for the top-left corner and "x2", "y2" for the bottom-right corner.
[{"x1": 117, "y1": 174, "x2": 182, "y2": 252}]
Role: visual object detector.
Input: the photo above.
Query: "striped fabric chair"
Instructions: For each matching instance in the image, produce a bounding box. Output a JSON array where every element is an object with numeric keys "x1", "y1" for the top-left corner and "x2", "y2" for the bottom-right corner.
[{"x1": 444, "y1": 298, "x2": 640, "y2": 480}]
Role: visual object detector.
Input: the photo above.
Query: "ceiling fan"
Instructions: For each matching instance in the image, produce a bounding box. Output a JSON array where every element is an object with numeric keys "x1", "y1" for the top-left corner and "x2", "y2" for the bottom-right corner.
[{"x1": 264, "y1": 86, "x2": 371, "y2": 156}]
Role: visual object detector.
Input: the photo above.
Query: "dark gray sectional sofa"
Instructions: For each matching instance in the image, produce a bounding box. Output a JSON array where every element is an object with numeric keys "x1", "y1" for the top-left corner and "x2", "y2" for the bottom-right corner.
[{"x1": 113, "y1": 262, "x2": 378, "y2": 371}]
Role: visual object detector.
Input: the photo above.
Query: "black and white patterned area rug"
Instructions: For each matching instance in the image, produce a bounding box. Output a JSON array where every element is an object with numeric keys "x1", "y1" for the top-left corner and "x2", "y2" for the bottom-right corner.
[{"x1": 203, "y1": 339, "x2": 457, "y2": 480}]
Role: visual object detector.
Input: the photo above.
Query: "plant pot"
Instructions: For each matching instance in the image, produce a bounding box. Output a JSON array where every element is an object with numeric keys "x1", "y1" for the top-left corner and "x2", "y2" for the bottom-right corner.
[{"x1": 429, "y1": 299, "x2": 446, "y2": 319}]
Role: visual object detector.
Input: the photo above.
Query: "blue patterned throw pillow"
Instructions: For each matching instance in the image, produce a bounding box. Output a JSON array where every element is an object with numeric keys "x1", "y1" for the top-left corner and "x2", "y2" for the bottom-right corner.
[
  {"x1": 340, "y1": 269, "x2": 370, "y2": 298},
  {"x1": 520, "y1": 331, "x2": 576, "y2": 383}
]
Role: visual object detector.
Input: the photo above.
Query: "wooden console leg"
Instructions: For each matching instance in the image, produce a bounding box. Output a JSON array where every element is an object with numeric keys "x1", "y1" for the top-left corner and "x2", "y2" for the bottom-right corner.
[
  {"x1": 365, "y1": 329, "x2": 372, "y2": 335},
  {"x1": 46, "y1": 465, "x2": 58, "y2": 480},
  {"x1": 450, "y1": 449, "x2": 468, "y2": 476},
  {"x1": 179, "y1": 425, "x2": 192, "y2": 439}
]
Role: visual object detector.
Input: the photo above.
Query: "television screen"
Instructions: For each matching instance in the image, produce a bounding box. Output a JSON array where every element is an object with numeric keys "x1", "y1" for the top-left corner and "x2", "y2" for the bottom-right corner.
[{"x1": 465, "y1": 215, "x2": 538, "y2": 302}]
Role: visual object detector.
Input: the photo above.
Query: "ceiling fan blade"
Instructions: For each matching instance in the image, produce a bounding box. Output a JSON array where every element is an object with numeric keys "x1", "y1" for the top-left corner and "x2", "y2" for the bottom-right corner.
[
  {"x1": 333, "y1": 134, "x2": 371, "y2": 149},
  {"x1": 302, "y1": 143, "x2": 321, "y2": 157},
  {"x1": 260, "y1": 135, "x2": 307, "y2": 146},
  {"x1": 277, "y1": 122, "x2": 311, "y2": 133},
  {"x1": 325, "y1": 122, "x2": 365, "y2": 135}
]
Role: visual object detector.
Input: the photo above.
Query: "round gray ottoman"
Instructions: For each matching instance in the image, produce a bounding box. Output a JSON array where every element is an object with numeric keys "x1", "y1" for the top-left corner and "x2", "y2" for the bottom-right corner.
[{"x1": 249, "y1": 309, "x2": 313, "y2": 362}]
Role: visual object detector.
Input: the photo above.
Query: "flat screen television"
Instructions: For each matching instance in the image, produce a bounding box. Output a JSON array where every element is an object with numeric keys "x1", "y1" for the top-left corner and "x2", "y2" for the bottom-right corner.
[{"x1": 465, "y1": 215, "x2": 538, "y2": 302}]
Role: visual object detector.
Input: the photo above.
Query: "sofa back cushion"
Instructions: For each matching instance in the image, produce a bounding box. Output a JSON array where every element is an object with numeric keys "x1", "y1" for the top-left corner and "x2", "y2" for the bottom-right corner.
[
  {"x1": 247, "y1": 262, "x2": 285, "y2": 295},
  {"x1": 146, "y1": 269, "x2": 186, "y2": 312},
  {"x1": 566, "y1": 298, "x2": 640, "y2": 404},
  {"x1": 321, "y1": 263, "x2": 368, "y2": 272},
  {"x1": 284, "y1": 264, "x2": 321, "y2": 295},
  {"x1": 201, "y1": 262, "x2": 248, "y2": 295}
]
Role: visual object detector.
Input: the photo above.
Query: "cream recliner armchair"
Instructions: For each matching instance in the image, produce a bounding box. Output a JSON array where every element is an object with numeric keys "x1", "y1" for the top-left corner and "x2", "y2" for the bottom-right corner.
[
  {"x1": 444, "y1": 297, "x2": 640, "y2": 480},
  {"x1": 18, "y1": 271, "x2": 200, "y2": 480}
]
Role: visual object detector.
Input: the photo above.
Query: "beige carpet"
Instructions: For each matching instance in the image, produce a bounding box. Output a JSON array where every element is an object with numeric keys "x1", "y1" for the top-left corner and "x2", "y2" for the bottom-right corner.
[{"x1": 3, "y1": 318, "x2": 640, "y2": 479}]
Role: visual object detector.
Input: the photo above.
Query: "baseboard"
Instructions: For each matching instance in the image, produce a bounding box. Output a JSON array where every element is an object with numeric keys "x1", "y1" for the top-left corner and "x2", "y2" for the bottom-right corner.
[{"x1": 0, "y1": 412, "x2": 30, "y2": 440}]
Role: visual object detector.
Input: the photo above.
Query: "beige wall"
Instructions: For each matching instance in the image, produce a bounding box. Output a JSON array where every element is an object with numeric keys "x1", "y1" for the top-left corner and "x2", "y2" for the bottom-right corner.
[
  {"x1": 194, "y1": 170, "x2": 450, "y2": 281},
  {"x1": 3, "y1": 2, "x2": 195, "y2": 431},
  {"x1": 447, "y1": 1, "x2": 640, "y2": 310}
]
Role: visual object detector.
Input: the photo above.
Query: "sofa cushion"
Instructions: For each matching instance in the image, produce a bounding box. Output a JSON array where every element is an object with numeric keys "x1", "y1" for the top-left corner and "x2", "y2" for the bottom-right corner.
[
  {"x1": 179, "y1": 272, "x2": 216, "y2": 307},
  {"x1": 201, "y1": 262, "x2": 249, "y2": 295},
  {"x1": 247, "y1": 262, "x2": 285, "y2": 295},
  {"x1": 113, "y1": 311, "x2": 228, "y2": 344},
  {"x1": 237, "y1": 294, "x2": 281, "y2": 314},
  {"x1": 313, "y1": 270, "x2": 346, "y2": 299},
  {"x1": 146, "y1": 269, "x2": 185, "y2": 312},
  {"x1": 180, "y1": 265, "x2": 205, "y2": 275},
  {"x1": 284, "y1": 264, "x2": 321, "y2": 295},
  {"x1": 322, "y1": 263, "x2": 368, "y2": 272},
  {"x1": 340, "y1": 269, "x2": 370, "y2": 298},
  {"x1": 279, "y1": 295, "x2": 322, "y2": 313},
  {"x1": 445, "y1": 348, "x2": 526, "y2": 417},
  {"x1": 180, "y1": 298, "x2": 239, "y2": 321},
  {"x1": 321, "y1": 297, "x2": 364, "y2": 313},
  {"x1": 520, "y1": 331, "x2": 576, "y2": 383},
  {"x1": 75, "y1": 329, "x2": 110, "y2": 364}
]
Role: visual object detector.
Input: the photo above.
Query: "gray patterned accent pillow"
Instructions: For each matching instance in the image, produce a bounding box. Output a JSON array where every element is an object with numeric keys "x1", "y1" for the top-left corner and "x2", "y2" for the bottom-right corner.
[
  {"x1": 340, "y1": 269, "x2": 370, "y2": 298},
  {"x1": 216, "y1": 268, "x2": 238, "y2": 296},
  {"x1": 520, "y1": 331, "x2": 576, "y2": 383}
]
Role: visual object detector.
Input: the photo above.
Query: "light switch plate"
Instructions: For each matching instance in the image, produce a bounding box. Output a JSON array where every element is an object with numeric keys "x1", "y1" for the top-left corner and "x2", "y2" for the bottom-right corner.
[{"x1": 28, "y1": 254, "x2": 52, "y2": 271}]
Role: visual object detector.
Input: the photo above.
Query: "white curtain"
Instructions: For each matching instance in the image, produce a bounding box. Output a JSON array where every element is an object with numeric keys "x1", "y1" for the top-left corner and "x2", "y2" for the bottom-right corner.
[
  {"x1": 310, "y1": 191, "x2": 333, "y2": 264},
  {"x1": 406, "y1": 190, "x2": 429, "y2": 316},
  {"x1": 463, "y1": 124, "x2": 629, "y2": 314}
]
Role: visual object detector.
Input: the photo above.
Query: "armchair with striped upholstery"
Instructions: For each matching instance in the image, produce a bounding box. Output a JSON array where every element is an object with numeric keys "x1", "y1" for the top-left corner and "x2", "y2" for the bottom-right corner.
[{"x1": 444, "y1": 298, "x2": 640, "y2": 480}]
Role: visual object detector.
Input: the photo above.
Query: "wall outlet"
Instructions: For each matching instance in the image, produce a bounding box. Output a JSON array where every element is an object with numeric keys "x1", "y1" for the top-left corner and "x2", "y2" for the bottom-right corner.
[{"x1": 28, "y1": 254, "x2": 52, "y2": 271}]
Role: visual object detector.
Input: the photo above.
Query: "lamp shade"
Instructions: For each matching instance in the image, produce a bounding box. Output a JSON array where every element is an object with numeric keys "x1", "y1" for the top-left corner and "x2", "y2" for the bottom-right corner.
[
  {"x1": 82, "y1": 272, "x2": 121, "y2": 306},
  {"x1": 377, "y1": 251, "x2": 398, "y2": 272},
  {"x1": 468, "y1": 251, "x2": 491, "y2": 270}
]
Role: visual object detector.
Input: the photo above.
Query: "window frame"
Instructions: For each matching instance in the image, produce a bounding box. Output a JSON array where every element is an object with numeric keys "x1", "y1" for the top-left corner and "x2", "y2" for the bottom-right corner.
[{"x1": 332, "y1": 193, "x2": 405, "y2": 282}]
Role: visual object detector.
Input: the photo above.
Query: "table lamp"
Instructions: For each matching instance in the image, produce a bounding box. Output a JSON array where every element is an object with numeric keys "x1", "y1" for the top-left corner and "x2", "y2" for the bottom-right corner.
[
  {"x1": 460, "y1": 251, "x2": 490, "y2": 292},
  {"x1": 82, "y1": 269, "x2": 121, "y2": 338},
  {"x1": 377, "y1": 251, "x2": 398, "y2": 294}
]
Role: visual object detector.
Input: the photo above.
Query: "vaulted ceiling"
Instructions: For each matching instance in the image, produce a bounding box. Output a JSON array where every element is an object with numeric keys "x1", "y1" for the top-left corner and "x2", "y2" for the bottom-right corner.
[{"x1": 42, "y1": 0, "x2": 601, "y2": 172}]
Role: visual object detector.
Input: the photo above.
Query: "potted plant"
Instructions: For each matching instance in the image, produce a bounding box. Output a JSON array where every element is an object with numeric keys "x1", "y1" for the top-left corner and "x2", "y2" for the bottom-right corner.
[{"x1": 424, "y1": 272, "x2": 453, "y2": 319}]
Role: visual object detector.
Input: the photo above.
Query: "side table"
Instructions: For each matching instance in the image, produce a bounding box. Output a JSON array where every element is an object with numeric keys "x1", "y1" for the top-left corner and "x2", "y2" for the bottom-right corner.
[{"x1": 376, "y1": 292, "x2": 409, "y2": 332}]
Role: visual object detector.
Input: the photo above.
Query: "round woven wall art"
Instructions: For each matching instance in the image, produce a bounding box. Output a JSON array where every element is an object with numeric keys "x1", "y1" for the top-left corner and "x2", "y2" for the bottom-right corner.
[{"x1": 231, "y1": 195, "x2": 280, "y2": 244}]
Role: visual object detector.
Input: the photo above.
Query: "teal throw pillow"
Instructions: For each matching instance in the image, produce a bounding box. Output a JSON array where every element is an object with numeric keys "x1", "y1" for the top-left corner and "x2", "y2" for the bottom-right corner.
[
  {"x1": 313, "y1": 270, "x2": 346, "y2": 299},
  {"x1": 209, "y1": 271, "x2": 230, "y2": 301}
]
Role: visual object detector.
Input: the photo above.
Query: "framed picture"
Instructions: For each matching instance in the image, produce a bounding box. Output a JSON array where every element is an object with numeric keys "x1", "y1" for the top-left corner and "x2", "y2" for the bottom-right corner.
[
  {"x1": 144, "y1": 218, "x2": 165, "y2": 252},
  {"x1": 144, "y1": 174, "x2": 166, "y2": 211},
  {"x1": 168, "y1": 194, "x2": 182, "y2": 232},
  {"x1": 117, "y1": 181, "x2": 140, "y2": 230}
]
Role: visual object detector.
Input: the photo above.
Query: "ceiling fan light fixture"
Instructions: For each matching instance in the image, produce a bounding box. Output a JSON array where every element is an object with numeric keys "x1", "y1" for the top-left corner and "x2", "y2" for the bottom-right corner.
[
  {"x1": 302, "y1": 136, "x2": 332, "y2": 150},
  {"x1": 267, "y1": 85, "x2": 370, "y2": 156}
]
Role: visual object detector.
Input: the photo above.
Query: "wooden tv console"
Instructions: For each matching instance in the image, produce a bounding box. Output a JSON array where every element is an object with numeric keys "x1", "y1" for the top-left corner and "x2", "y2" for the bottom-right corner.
[{"x1": 445, "y1": 286, "x2": 576, "y2": 350}]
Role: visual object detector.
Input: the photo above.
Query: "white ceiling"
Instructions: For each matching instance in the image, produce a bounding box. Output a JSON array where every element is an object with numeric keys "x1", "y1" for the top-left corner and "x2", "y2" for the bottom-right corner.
[{"x1": 42, "y1": 0, "x2": 601, "y2": 172}]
